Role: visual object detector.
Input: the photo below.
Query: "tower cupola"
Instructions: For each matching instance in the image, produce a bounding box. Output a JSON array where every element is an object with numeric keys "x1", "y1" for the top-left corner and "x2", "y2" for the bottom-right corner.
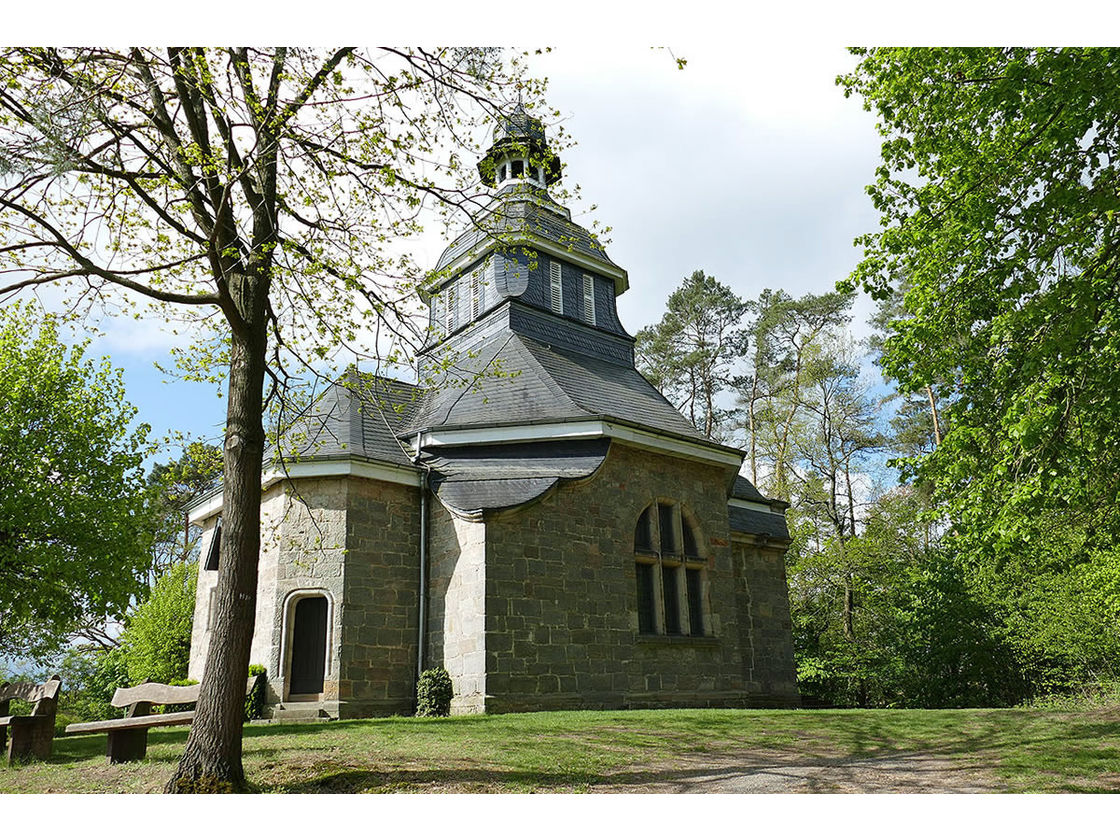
[{"x1": 478, "y1": 104, "x2": 562, "y2": 190}]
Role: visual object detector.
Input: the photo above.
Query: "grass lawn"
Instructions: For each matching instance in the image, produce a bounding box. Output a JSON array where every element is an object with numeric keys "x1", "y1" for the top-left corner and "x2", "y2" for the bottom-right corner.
[{"x1": 2, "y1": 706, "x2": 1117, "y2": 793}]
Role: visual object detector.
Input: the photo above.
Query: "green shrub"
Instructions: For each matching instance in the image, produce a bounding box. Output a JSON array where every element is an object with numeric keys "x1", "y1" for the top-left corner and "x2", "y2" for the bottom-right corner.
[
  {"x1": 120, "y1": 561, "x2": 196, "y2": 685},
  {"x1": 245, "y1": 665, "x2": 267, "y2": 721},
  {"x1": 415, "y1": 667, "x2": 453, "y2": 717},
  {"x1": 54, "y1": 712, "x2": 77, "y2": 737},
  {"x1": 50, "y1": 647, "x2": 128, "y2": 723}
]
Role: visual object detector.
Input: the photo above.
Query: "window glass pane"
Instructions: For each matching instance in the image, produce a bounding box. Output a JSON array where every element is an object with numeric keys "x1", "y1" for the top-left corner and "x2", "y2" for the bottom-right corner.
[
  {"x1": 511, "y1": 159, "x2": 524, "y2": 178},
  {"x1": 687, "y1": 568, "x2": 704, "y2": 636},
  {"x1": 636, "y1": 563, "x2": 656, "y2": 634},
  {"x1": 658, "y1": 503, "x2": 676, "y2": 554},
  {"x1": 204, "y1": 523, "x2": 221, "y2": 571},
  {"x1": 682, "y1": 518, "x2": 699, "y2": 557},
  {"x1": 635, "y1": 506, "x2": 654, "y2": 552},
  {"x1": 662, "y1": 565, "x2": 681, "y2": 634}
]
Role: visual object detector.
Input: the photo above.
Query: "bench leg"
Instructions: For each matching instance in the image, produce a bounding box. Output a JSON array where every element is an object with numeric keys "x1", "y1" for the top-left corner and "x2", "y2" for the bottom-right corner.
[
  {"x1": 7, "y1": 718, "x2": 55, "y2": 765},
  {"x1": 106, "y1": 729, "x2": 148, "y2": 763}
]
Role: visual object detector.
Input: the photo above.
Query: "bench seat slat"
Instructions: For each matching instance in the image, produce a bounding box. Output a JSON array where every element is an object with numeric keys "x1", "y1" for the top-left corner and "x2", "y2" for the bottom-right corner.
[
  {"x1": 66, "y1": 710, "x2": 196, "y2": 734},
  {"x1": 0, "y1": 715, "x2": 44, "y2": 726}
]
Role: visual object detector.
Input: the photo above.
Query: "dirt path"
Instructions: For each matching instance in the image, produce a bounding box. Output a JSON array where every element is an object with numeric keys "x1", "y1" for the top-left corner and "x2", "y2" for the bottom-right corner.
[{"x1": 590, "y1": 750, "x2": 1003, "y2": 793}]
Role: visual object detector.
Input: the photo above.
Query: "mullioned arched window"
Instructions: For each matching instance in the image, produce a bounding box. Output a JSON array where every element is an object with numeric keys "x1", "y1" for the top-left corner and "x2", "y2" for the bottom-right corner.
[{"x1": 633, "y1": 501, "x2": 707, "y2": 637}]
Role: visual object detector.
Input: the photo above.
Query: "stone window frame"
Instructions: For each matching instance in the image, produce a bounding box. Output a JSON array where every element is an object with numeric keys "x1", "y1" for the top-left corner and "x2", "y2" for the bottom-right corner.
[
  {"x1": 634, "y1": 499, "x2": 709, "y2": 638},
  {"x1": 278, "y1": 588, "x2": 335, "y2": 701}
]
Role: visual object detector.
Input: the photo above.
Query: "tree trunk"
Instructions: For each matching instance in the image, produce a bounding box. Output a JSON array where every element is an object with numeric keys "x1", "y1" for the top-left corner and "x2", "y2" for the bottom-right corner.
[{"x1": 166, "y1": 278, "x2": 267, "y2": 793}]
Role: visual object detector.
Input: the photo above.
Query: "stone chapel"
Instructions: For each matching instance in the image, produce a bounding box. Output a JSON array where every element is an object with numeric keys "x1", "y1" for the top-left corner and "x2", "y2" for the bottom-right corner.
[{"x1": 187, "y1": 109, "x2": 800, "y2": 718}]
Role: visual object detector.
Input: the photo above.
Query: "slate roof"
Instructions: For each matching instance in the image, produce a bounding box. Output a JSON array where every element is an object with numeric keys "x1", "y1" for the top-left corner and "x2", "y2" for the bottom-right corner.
[
  {"x1": 403, "y1": 331, "x2": 710, "y2": 446},
  {"x1": 275, "y1": 371, "x2": 422, "y2": 469},
  {"x1": 730, "y1": 474, "x2": 769, "y2": 504},
  {"x1": 422, "y1": 439, "x2": 610, "y2": 517},
  {"x1": 434, "y1": 188, "x2": 622, "y2": 276},
  {"x1": 728, "y1": 506, "x2": 791, "y2": 541}
]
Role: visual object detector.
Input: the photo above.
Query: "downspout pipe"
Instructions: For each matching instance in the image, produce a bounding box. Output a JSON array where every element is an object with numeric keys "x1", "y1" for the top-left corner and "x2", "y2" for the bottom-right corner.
[{"x1": 413, "y1": 435, "x2": 430, "y2": 681}]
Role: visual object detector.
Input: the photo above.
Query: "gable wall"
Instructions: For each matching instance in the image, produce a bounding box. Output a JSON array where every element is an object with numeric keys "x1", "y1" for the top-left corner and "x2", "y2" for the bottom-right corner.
[{"x1": 480, "y1": 441, "x2": 793, "y2": 712}]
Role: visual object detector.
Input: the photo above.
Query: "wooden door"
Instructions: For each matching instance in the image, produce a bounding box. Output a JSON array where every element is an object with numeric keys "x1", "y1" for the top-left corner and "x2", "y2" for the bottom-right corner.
[{"x1": 290, "y1": 596, "x2": 328, "y2": 695}]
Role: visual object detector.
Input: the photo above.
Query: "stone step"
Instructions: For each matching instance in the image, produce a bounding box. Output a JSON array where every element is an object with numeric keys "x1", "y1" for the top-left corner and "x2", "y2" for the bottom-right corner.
[{"x1": 271, "y1": 702, "x2": 336, "y2": 722}]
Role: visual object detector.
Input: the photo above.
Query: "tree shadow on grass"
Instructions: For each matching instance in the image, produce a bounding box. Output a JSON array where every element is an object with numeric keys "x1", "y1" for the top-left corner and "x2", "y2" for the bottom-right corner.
[{"x1": 262, "y1": 750, "x2": 1004, "y2": 794}]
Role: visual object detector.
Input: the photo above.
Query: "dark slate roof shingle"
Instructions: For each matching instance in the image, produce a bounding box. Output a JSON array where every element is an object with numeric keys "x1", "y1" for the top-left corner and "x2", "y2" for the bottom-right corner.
[
  {"x1": 276, "y1": 370, "x2": 422, "y2": 469},
  {"x1": 435, "y1": 191, "x2": 622, "y2": 275},
  {"x1": 422, "y1": 439, "x2": 609, "y2": 516},
  {"x1": 730, "y1": 474, "x2": 769, "y2": 504},
  {"x1": 728, "y1": 506, "x2": 791, "y2": 541},
  {"x1": 404, "y1": 332, "x2": 714, "y2": 447}
]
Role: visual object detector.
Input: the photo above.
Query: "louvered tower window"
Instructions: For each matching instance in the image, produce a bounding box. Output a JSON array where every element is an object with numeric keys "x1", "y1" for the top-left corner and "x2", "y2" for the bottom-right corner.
[
  {"x1": 582, "y1": 274, "x2": 596, "y2": 326},
  {"x1": 445, "y1": 281, "x2": 458, "y2": 333},
  {"x1": 549, "y1": 260, "x2": 563, "y2": 314},
  {"x1": 470, "y1": 269, "x2": 481, "y2": 320}
]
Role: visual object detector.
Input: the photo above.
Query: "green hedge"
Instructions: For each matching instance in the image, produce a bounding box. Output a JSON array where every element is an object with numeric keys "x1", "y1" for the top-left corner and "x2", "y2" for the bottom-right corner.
[{"x1": 416, "y1": 667, "x2": 453, "y2": 717}]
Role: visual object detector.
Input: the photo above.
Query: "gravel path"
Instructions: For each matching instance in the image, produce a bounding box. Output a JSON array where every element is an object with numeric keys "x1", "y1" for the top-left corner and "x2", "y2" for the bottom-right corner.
[{"x1": 591, "y1": 750, "x2": 1003, "y2": 793}]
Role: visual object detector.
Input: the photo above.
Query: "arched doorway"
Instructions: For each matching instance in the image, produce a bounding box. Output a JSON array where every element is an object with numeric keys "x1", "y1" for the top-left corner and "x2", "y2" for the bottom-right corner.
[{"x1": 289, "y1": 595, "x2": 328, "y2": 696}]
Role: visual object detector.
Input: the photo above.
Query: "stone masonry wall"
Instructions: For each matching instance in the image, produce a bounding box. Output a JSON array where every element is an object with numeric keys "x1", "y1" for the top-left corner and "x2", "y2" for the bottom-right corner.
[
  {"x1": 189, "y1": 475, "x2": 423, "y2": 719},
  {"x1": 426, "y1": 504, "x2": 487, "y2": 714},
  {"x1": 339, "y1": 476, "x2": 421, "y2": 718},
  {"x1": 187, "y1": 486, "x2": 290, "y2": 694},
  {"x1": 734, "y1": 539, "x2": 800, "y2": 705},
  {"x1": 268, "y1": 478, "x2": 348, "y2": 710},
  {"x1": 187, "y1": 515, "x2": 218, "y2": 682},
  {"x1": 481, "y1": 441, "x2": 767, "y2": 713}
]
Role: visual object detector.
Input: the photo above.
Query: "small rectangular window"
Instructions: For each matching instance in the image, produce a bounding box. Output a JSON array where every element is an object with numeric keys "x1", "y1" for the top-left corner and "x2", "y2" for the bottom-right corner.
[
  {"x1": 549, "y1": 260, "x2": 563, "y2": 314},
  {"x1": 686, "y1": 568, "x2": 704, "y2": 636},
  {"x1": 662, "y1": 566, "x2": 681, "y2": 635},
  {"x1": 636, "y1": 563, "x2": 656, "y2": 634},
  {"x1": 582, "y1": 274, "x2": 596, "y2": 325}
]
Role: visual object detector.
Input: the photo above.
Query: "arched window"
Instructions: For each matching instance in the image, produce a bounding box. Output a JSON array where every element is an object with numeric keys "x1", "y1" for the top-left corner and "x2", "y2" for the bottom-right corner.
[{"x1": 633, "y1": 501, "x2": 707, "y2": 637}]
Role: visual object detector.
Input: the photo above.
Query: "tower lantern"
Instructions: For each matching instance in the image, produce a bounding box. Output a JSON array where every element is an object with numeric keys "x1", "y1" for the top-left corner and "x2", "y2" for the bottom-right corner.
[{"x1": 478, "y1": 104, "x2": 562, "y2": 190}]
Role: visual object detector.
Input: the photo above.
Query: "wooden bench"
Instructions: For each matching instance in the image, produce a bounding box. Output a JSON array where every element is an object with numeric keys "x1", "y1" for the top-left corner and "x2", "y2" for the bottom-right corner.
[
  {"x1": 66, "y1": 674, "x2": 262, "y2": 763},
  {"x1": 0, "y1": 675, "x2": 62, "y2": 765}
]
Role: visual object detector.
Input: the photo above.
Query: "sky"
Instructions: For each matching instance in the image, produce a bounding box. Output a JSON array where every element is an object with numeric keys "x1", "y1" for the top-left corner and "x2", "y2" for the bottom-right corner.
[{"x1": 21, "y1": 45, "x2": 885, "y2": 463}]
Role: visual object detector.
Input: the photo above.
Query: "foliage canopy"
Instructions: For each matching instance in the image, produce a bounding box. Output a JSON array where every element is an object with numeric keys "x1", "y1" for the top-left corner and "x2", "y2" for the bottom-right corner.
[
  {"x1": 0, "y1": 303, "x2": 155, "y2": 662},
  {"x1": 840, "y1": 47, "x2": 1120, "y2": 555}
]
